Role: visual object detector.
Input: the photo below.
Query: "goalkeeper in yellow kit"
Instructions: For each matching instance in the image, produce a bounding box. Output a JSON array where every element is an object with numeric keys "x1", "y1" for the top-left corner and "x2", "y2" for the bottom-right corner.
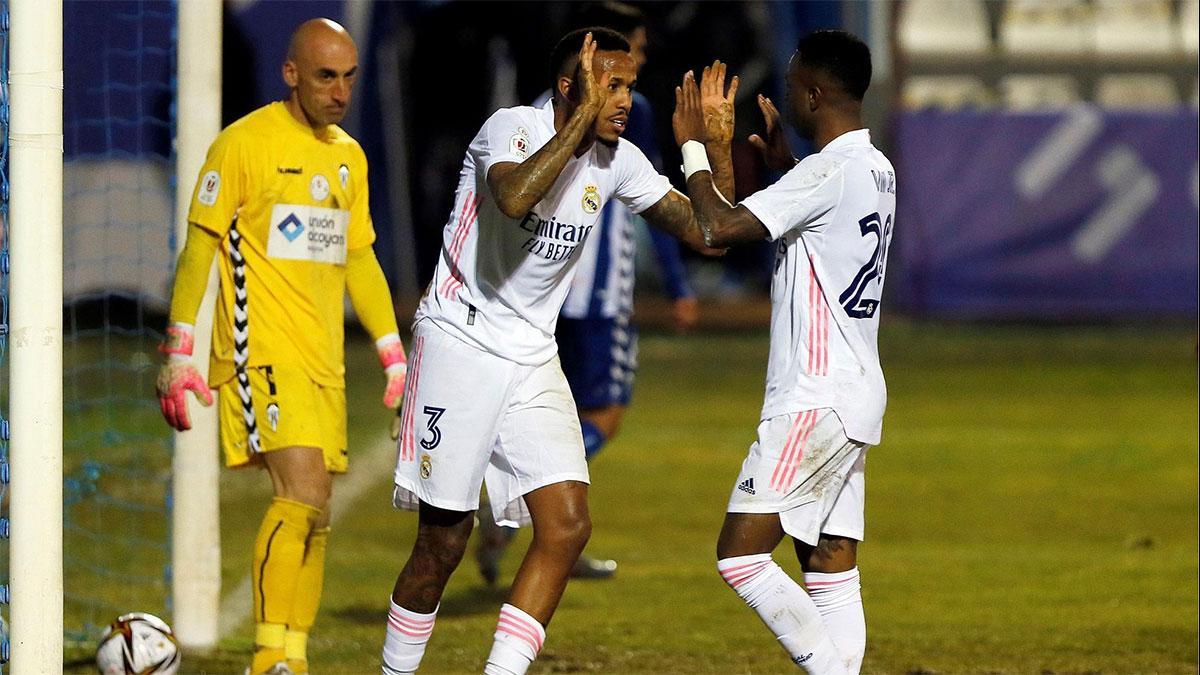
[{"x1": 155, "y1": 19, "x2": 405, "y2": 675}]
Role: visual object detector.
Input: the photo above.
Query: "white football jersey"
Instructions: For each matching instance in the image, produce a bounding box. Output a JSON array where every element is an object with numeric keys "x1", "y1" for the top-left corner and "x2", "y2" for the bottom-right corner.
[
  {"x1": 740, "y1": 129, "x2": 896, "y2": 445},
  {"x1": 416, "y1": 101, "x2": 672, "y2": 365}
]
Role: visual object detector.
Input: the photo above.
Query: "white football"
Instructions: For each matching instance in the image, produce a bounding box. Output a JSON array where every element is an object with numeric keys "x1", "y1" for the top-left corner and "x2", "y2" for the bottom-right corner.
[{"x1": 95, "y1": 612, "x2": 180, "y2": 675}]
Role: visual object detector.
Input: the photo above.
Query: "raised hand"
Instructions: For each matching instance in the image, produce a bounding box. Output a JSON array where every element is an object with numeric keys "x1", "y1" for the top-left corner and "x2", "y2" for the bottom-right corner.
[
  {"x1": 577, "y1": 32, "x2": 613, "y2": 116},
  {"x1": 748, "y1": 94, "x2": 796, "y2": 172},
  {"x1": 672, "y1": 70, "x2": 707, "y2": 146},
  {"x1": 699, "y1": 60, "x2": 739, "y2": 145}
]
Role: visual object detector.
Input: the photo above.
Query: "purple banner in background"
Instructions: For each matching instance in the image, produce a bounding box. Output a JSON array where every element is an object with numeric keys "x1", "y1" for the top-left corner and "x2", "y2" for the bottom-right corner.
[{"x1": 892, "y1": 109, "x2": 1199, "y2": 319}]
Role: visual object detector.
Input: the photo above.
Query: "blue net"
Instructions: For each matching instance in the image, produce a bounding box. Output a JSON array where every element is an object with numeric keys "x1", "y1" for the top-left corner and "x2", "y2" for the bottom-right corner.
[{"x1": 61, "y1": 1, "x2": 176, "y2": 647}]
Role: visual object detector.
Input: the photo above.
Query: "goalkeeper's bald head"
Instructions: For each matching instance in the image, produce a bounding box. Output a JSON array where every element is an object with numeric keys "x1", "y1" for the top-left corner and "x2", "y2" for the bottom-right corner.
[{"x1": 282, "y1": 18, "x2": 358, "y2": 128}]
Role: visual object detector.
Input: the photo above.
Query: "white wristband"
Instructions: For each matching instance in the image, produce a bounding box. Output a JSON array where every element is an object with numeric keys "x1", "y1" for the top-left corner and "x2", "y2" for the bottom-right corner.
[{"x1": 681, "y1": 140, "x2": 711, "y2": 180}]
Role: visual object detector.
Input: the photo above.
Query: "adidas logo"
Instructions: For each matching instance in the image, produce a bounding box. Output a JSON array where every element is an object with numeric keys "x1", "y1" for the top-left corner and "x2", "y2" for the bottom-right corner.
[{"x1": 737, "y1": 478, "x2": 756, "y2": 495}]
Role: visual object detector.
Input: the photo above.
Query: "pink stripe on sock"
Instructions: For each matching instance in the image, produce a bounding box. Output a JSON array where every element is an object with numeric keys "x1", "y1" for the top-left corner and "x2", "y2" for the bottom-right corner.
[
  {"x1": 496, "y1": 618, "x2": 543, "y2": 653},
  {"x1": 388, "y1": 610, "x2": 435, "y2": 630},
  {"x1": 723, "y1": 564, "x2": 769, "y2": 589},
  {"x1": 388, "y1": 615, "x2": 433, "y2": 638},
  {"x1": 717, "y1": 559, "x2": 768, "y2": 576},
  {"x1": 497, "y1": 608, "x2": 545, "y2": 651},
  {"x1": 805, "y1": 579, "x2": 851, "y2": 588}
]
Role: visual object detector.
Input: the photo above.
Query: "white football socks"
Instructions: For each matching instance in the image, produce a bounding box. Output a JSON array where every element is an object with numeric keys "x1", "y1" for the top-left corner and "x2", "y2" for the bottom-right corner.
[
  {"x1": 718, "y1": 554, "x2": 847, "y2": 674},
  {"x1": 381, "y1": 598, "x2": 437, "y2": 675},
  {"x1": 805, "y1": 568, "x2": 865, "y2": 674},
  {"x1": 484, "y1": 603, "x2": 545, "y2": 675}
]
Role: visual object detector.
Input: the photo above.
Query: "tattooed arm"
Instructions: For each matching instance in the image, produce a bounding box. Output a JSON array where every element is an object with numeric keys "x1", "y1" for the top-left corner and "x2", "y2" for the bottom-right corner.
[
  {"x1": 641, "y1": 189, "x2": 727, "y2": 256},
  {"x1": 487, "y1": 33, "x2": 611, "y2": 218}
]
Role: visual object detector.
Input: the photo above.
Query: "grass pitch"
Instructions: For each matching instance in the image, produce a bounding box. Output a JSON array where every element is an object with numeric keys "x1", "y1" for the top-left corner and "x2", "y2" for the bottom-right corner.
[{"x1": 66, "y1": 321, "x2": 1198, "y2": 673}]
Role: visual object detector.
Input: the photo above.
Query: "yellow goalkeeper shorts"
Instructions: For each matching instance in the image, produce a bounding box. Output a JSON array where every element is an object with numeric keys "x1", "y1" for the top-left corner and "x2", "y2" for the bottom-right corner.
[{"x1": 217, "y1": 365, "x2": 348, "y2": 473}]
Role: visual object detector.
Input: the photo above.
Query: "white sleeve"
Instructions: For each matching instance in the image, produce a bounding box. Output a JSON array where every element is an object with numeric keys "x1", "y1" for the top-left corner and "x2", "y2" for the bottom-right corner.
[
  {"x1": 739, "y1": 155, "x2": 843, "y2": 241},
  {"x1": 471, "y1": 108, "x2": 535, "y2": 179},
  {"x1": 613, "y1": 141, "x2": 673, "y2": 215}
]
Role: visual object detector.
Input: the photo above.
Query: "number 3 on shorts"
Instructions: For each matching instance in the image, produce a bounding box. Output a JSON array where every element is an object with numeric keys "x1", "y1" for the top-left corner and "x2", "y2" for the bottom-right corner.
[{"x1": 420, "y1": 406, "x2": 446, "y2": 450}]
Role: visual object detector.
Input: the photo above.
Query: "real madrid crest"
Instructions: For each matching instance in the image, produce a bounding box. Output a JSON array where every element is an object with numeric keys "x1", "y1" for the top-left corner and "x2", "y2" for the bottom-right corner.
[
  {"x1": 419, "y1": 454, "x2": 433, "y2": 479},
  {"x1": 310, "y1": 173, "x2": 330, "y2": 201},
  {"x1": 582, "y1": 184, "x2": 601, "y2": 214}
]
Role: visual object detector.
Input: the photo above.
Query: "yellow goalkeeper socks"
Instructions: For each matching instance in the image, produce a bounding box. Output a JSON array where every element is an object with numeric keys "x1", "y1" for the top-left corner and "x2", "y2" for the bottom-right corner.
[
  {"x1": 251, "y1": 624, "x2": 286, "y2": 673},
  {"x1": 286, "y1": 526, "x2": 330, "y2": 672},
  {"x1": 252, "y1": 497, "x2": 320, "y2": 671}
]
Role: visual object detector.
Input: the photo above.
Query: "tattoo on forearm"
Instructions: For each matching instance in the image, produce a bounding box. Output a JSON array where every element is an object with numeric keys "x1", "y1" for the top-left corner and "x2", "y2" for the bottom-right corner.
[
  {"x1": 706, "y1": 144, "x2": 736, "y2": 204},
  {"x1": 642, "y1": 190, "x2": 707, "y2": 251},
  {"x1": 685, "y1": 173, "x2": 769, "y2": 248},
  {"x1": 492, "y1": 103, "x2": 600, "y2": 216}
]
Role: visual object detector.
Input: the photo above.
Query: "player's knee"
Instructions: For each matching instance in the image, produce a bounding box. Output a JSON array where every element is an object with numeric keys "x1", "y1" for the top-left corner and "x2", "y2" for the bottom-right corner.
[
  {"x1": 432, "y1": 530, "x2": 471, "y2": 568},
  {"x1": 535, "y1": 511, "x2": 591, "y2": 555},
  {"x1": 801, "y1": 535, "x2": 858, "y2": 573},
  {"x1": 414, "y1": 525, "x2": 472, "y2": 575}
]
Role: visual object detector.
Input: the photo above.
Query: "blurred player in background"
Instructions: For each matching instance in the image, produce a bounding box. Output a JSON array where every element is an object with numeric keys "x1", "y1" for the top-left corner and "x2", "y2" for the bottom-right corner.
[
  {"x1": 382, "y1": 28, "x2": 724, "y2": 675},
  {"x1": 155, "y1": 19, "x2": 407, "y2": 675},
  {"x1": 475, "y1": 0, "x2": 707, "y2": 584},
  {"x1": 673, "y1": 31, "x2": 891, "y2": 673}
]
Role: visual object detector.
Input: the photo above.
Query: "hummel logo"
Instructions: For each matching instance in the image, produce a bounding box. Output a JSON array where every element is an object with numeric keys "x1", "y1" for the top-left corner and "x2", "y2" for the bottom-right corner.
[
  {"x1": 794, "y1": 652, "x2": 814, "y2": 665},
  {"x1": 277, "y1": 166, "x2": 303, "y2": 174},
  {"x1": 737, "y1": 478, "x2": 756, "y2": 495}
]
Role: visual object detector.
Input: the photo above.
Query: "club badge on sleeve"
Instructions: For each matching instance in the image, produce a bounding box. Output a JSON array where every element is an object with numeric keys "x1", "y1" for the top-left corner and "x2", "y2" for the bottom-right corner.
[
  {"x1": 197, "y1": 171, "x2": 220, "y2": 206},
  {"x1": 509, "y1": 127, "x2": 530, "y2": 159}
]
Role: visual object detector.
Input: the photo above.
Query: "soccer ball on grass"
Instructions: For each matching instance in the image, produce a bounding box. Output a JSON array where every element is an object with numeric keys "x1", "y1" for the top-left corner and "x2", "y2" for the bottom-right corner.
[{"x1": 95, "y1": 612, "x2": 180, "y2": 674}]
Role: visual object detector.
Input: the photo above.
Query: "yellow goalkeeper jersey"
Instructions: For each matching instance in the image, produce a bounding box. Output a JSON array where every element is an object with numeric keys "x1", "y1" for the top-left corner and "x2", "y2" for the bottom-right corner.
[{"x1": 186, "y1": 102, "x2": 375, "y2": 389}]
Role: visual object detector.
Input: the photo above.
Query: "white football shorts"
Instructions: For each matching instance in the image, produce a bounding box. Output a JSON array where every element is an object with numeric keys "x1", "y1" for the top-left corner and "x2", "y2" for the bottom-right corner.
[
  {"x1": 726, "y1": 408, "x2": 868, "y2": 546},
  {"x1": 392, "y1": 319, "x2": 589, "y2": 527}
]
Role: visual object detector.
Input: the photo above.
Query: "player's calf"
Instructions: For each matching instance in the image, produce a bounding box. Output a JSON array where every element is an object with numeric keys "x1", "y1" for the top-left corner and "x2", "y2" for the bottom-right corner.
[
  {"x1": 392, "y1": 503, "x2": 474, "y2": 611},
  {"x1": 799, "y1": 534, "x2": 864, "y2": 673},
  {"x1": 382, "y1": 504, "x2": 473, "y2": 675},
  {"x1": 717, "y1": 554, "x2": 848, "y2": 674},
  {"x1": 508, "y1": 482, "x2": 592, "y2": 617}
]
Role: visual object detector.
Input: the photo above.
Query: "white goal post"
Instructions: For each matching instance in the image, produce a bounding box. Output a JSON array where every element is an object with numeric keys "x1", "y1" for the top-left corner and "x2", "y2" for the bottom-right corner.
[
  {"x1": 171, "y1": 0, "x2": 223, "y2": 651},
  {"x1": 7, "y1": 0, "x2": 63, "y2": 670}
]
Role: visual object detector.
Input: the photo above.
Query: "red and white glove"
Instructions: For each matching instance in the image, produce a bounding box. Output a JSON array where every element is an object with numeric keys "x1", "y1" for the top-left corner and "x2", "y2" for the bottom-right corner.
[
  {"x1": 377, "y1": 333, "x2": 408, "y2": 440},
  {"x1": 156, "y1": 322, "x2": 214, "y2": 431}
]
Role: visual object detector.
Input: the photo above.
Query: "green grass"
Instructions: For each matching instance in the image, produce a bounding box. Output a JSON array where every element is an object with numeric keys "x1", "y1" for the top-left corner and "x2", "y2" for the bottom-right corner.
[{"x1": 65, "y1": 322, "x2": 1198, "y2": 673}]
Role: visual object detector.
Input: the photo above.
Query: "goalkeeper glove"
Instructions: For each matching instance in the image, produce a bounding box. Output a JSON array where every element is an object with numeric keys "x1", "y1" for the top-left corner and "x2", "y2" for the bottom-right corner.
[
  {"x1": 156, "y1": 322, "x2": 214, "y2": 431},
  {"x1": 376, "y1": 333, "x2": 408, "y2": 440}
]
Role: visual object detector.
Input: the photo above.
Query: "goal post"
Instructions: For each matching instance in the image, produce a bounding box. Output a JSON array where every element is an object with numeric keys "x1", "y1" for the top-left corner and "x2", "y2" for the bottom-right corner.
[
  {"x1": 7, "y1": 0, "x2": 63, "y2": 670},
  {"x1": 170, "y1": 0, "x2": 223, "y2": 651}
]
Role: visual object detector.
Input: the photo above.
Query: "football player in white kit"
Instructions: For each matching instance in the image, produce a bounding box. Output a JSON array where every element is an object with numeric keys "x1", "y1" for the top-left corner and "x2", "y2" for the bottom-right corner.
[
  {"x1": 380, "y1": 28, "x2": 723, "y2": 675},
  {"x1": 673, "y1": 31, "x2": 893, "y2": 673}
]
